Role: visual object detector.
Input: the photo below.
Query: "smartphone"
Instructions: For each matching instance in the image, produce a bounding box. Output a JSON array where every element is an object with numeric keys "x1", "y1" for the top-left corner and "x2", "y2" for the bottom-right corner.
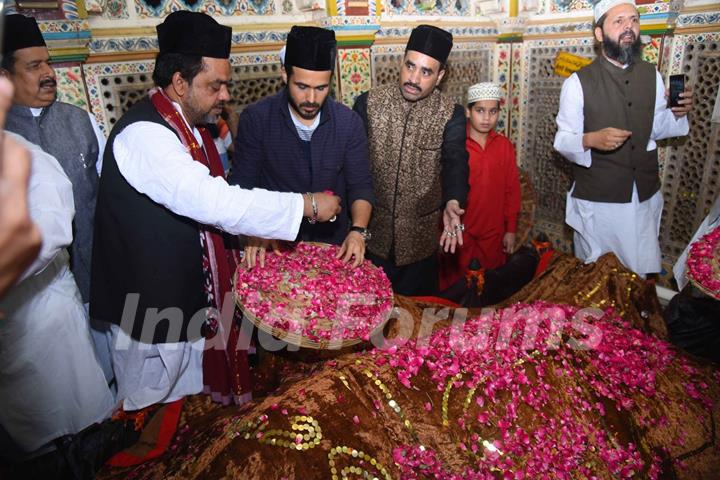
[{"x1": 668, "y1": 74, "x2": 685, "y2": 108}]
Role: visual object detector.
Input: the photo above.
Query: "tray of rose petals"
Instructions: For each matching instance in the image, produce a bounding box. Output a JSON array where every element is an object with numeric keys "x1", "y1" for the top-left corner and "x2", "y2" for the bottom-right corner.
[
  {"x1": 686, "y1": 225, "x2": 720, "y2": 300},
  {"x1": 234, "y1": 242, "x2": 394, "y2": 349}
]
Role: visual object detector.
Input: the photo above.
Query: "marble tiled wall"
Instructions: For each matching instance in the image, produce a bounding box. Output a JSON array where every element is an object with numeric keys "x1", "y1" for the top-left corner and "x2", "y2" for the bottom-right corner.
[{"x1": 20, "y1": 0, "x2": 720, "y2": 286}]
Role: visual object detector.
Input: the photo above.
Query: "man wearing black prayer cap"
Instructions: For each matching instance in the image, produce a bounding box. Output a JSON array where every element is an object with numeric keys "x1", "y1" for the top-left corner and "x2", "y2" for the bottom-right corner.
[
  {"x1": 229, "y1": 25, "x2": 374, "y2": 269},
  {"x1": 353, "y1": 25, "x2": 469, "y2": 296},
  {"x1": 91, "y1": 12, "x2": 340, "y2": 414},
  {"x1": 2, "y1": 13, "x2": 115, "y2": 384}
]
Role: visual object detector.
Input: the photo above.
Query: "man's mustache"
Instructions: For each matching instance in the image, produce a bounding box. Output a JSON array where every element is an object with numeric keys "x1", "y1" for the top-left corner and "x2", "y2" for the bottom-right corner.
[
  {"x1": 39, "y1": 78, "x2": 57, "y2": 88},
  {"x1": 620, "y1": 31, "x2": 635, "y2": 41},
  {"x1": 404, "y1": 81, "x2": 420, "y2": 91},
  {"x1": 300, "y1": 102, "x2": 319, "y2": 109}
]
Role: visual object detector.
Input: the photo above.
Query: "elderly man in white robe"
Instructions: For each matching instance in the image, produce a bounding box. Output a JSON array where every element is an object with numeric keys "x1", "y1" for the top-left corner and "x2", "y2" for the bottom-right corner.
[
  {"x1": 2, "y1": 14, "x2": 114, "y2": 386},
  {"x1": 554, "y1": 0, "x2": 693, "y2": 277},
  {"x1": 0, "y1": 132, "x2": 114, "y2": 458}
]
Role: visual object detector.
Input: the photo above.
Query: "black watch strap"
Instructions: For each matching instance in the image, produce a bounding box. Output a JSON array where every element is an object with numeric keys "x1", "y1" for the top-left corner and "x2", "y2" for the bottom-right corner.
[{"x1": 349, "y1": 226, "x2": 371, "y2": 242}]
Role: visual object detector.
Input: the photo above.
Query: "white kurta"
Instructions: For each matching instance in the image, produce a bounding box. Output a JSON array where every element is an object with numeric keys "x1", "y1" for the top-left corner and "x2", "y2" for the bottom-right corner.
[
  {"x1": 0, "y1": 132, "x2": 114, "y2": 452},
  {"x1": 109, "y1": 100, "x2": 305, "y2": 410},
  {"x1": 554, "y1": 68, "x2": 689, "y2": 276},
  {"x1": 31, "y1": 106, "x2": 115, "y2": 388}
]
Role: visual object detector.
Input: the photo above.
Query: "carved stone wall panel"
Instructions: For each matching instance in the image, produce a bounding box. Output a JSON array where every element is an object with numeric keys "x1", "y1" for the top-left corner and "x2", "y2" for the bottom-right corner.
[
  {"x1": 524, "y1": 82, "x2": 571, "y2": 224},
  {"x1": 84, "y1": 54, "x2": 285, "y2": 134},
  {"x1": 83, "y1": 61, "x2": 155, "y2": 134},
  {"x1": 370, "y1": 42, "x2": 493, "y2": 105},
  {"x1": 520, "y1": 40, "x2": 595, "y2": 232},
  {"x1": 659, "y1": 34, "x2": 720, "y2": 268},
  {"x1": 226, "y1": 59, "x2": 284, "y2": 114},
  {"x1": 370, "y1": 44, "x2": 404, "y2": 87}
]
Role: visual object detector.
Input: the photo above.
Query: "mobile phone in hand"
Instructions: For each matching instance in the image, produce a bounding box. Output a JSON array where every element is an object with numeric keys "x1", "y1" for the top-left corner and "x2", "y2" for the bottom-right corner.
[{"x1": 668, "y1": 74, "x2": 685, "y2": 108}]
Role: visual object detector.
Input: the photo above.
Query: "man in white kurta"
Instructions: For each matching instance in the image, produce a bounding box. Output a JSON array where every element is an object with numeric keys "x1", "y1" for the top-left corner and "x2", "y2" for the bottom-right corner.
[
  {"x1": 554, "y1": 0, "x2": 693, "y2": 277},
  {"x1": 0, "y1": 132, "x2": 114, "y2": 454},
  {"x1": 107, "y1": 103, "x2": 322, "y2": 410},
  {"x1": 90, "y1": 11, "x2": 340, "y2": 412},
  {"x1": 3, "y1": 15, "x2": 113, "y2": 385}
]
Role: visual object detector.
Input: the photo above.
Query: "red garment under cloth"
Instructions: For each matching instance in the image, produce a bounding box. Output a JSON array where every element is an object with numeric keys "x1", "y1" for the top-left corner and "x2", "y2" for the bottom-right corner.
[{"x1": 439, "y1": 128, "x2": 521, "y2": 291}]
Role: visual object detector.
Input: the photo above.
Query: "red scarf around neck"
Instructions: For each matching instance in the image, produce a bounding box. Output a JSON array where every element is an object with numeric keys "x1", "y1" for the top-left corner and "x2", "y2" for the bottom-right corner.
[{"x1": 149, "y1": 87, "x2": 251, "y2": 406}]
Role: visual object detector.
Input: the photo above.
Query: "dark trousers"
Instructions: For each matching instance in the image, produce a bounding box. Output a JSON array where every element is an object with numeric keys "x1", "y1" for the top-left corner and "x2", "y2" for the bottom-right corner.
[{"x1": 367, "y1": 251, "x2": 438, "y2": 297}]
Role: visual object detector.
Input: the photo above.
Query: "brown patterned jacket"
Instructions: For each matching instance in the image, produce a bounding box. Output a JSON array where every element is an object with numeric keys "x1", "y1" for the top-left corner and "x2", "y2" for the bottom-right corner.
[{"x1": 353, "y1": 84, "x2": 469, "y2": 266}]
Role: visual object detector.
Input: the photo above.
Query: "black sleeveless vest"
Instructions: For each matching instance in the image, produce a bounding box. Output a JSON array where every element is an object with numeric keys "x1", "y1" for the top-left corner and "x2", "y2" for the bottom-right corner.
[{"x1": 90, "y1": 98, "x2": 207, "y2": 344}]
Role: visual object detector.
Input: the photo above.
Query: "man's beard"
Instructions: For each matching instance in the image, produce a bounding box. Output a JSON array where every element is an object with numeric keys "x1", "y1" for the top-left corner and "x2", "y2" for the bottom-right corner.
[
  {"x1": 185, "y1": 102, "x2": 215, "y2": 126},
  {"x1": 603, "y1": 30, "x2": 642, "y2": 65},
  {"x1": 185, "y1": 90, "x2": 223, "y2": 127},
  {"x1": 288, "y1": 93, "x2": 321, "y2": 120}
]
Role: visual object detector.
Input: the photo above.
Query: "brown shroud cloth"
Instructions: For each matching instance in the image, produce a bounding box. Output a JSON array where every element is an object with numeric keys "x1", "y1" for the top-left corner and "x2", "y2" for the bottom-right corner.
[{"x1": 96, "y1": 253, "x2": 719, "y2": 479}]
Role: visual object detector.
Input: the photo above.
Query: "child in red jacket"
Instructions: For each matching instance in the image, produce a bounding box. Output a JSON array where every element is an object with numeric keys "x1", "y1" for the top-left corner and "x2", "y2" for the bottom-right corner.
[{"x1": 439, "y1": 82, "x2": 521, "y2": 291}]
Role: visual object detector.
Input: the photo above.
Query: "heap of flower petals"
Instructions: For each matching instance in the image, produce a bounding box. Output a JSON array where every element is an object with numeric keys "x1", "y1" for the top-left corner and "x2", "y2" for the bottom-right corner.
[
  {"x1": 235, "y1": 242, "x2": 393, "y2": 344},
  {"x1": 686, "y1": 225, "x2": 720, "y2": 299},
  {"x1": 372, "y1": 302, "x2": 714, "y2": 478}
]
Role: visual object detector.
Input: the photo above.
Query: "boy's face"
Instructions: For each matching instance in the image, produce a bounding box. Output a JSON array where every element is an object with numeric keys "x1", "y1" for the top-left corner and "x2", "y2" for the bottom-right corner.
[{"x1": 466, "y1": 99, "x2": 500, "y2": 134}]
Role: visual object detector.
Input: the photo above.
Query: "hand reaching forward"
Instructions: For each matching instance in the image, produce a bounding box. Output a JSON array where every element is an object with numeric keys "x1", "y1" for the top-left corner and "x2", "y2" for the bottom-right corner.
[
  {"x1": 243, "y1": 236, "x2": 280, "y2": 269},
  {"x1": 337, "y1": 230, "x2": 365, "y2": 268},
  {"x1": 440, "y1": 200, "x2": 465, "y2": 254}
]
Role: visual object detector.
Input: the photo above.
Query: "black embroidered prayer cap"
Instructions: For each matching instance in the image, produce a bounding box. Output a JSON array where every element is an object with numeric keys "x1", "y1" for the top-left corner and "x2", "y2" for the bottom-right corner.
[
  {"x1": 156, "y1": 11, "x2": 232, "y2": 59},
  {"x1": 3, "y1": 14, "x2": 46, "y2": 55},
  {"x1": 406, "y1": 25, "x2": 453, "y2": 64},
  {"x1": 285, "y1": 26, "x2": 337, "y2": 71}
]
